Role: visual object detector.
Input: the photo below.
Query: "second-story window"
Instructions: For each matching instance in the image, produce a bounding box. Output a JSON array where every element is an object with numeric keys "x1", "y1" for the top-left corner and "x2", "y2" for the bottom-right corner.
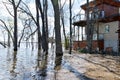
[{"x1": 99, "y1": 10, "x2": 105, "y2": 18}]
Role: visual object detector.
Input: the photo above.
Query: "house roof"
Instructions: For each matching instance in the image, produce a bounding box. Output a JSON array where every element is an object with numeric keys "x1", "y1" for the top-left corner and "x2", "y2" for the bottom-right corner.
[{"x1": 81, "y1": 0, "x2": 120, "y2": 10}]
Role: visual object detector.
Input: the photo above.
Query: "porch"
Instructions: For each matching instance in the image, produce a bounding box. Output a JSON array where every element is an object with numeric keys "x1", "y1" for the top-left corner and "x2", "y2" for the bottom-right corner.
[{"x1": 73, "y1": 40, "x2": 104, "y2": 51}]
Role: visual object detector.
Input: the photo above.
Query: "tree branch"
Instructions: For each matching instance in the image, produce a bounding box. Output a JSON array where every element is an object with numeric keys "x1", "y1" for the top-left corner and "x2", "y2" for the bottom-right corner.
[
  {"x1": 26, "y1": 28, "x2": 37, "y2": 41},
  {"x1": 16, "y1": 0, "x2": 22, "y2": 8},
  {"x1": 3, "y1": 2, "x2": 14, "y2": 17},
  {"x1": 0, "y1": 19, "x2": 14, "y2": 43},
  {"x1": 19, "y1": 1, "x2": 38, "y2": 26}
]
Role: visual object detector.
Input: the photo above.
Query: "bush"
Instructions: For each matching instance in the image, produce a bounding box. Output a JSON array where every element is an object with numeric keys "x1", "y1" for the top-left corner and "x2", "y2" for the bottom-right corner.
[
  {"x1": 64, "y1": 38, "x2": 69, "y2": 50},
  {"x1": 78, "y1": 48, "x2": 88, "y2": 53}
]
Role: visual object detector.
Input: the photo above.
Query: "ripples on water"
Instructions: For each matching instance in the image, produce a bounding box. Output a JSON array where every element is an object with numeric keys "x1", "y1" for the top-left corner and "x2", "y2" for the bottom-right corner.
[
  {"x1": 0, "y1": 43, "x2": 55, "y2": 80},
  {"x1": 0, "y1": 45, "x2": 47, "y2": 80}
]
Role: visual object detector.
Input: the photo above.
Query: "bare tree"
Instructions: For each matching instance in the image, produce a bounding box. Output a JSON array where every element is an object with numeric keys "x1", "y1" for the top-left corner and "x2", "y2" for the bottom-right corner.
[
  {"x1": 86, "y1": 0, "x2": 94, "y2": 53},
  {"x1": 51, "y1": 0, "x2": 63, "y2": 69},
  {"x1": 19, "y1": 1, "x2": 42, "y2": 50},
  {"x1": 19, "y1": 0, "x2": 49, "y2": 53},
  {"x1": 6, "y1": 0, "x2": 22, "y2": 51},
  {"x1": 69, "y1": 0, "x2": 72, "y2": 54},
  {"x1": 35, "y1": 0, "x2": 42, "y2": 50},
  {"x1": 36, "y1": 0, "x2": 48, "y2": 54},
  {"x1": 43, "y1": 0, "x2": 48, "y2": 54},
  {"x1": 17, "y1": 18, "x2": 32, "y2": 47},
  {"x1": 0, "y1": 19, "x2": 14, "y2": 47},
  {"x1": 60, "y1": 0, "x2": 69, "y2": 50}
]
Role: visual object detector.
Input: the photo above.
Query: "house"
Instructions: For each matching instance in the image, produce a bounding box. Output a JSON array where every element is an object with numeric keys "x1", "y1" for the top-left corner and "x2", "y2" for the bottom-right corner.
[{"x1": 73, "y1": 0, "x2": 120, "y2": 53}]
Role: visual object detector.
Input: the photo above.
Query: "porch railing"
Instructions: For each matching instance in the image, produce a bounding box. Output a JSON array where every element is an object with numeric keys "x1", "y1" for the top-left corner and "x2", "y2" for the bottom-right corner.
[{"x1": 72, "y1": 33, "x2": 104, "y2": 41}]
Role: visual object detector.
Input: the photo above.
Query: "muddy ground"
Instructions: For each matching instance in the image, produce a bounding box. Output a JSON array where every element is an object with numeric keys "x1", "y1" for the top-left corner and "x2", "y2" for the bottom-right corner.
[{"x1": 54, "y1": 51, "x2": 120, "y2": 80}]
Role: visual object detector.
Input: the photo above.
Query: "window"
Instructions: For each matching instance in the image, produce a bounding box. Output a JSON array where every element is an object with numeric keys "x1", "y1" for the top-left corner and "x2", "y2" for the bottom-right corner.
[
  {"x1": 115, "y1": 0, "x2": 120, "y2": 2},
  {"x1": 99, "y1": 10, "x2": 105, "y2": 18},
  {"x1": 105, "y1": 25, "x2": 110, "y2": 33}
]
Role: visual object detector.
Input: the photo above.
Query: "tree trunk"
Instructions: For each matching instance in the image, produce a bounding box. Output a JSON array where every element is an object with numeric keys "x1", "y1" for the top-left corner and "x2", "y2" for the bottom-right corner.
[
  {"x1": 51, "y1": 0, "x2": 63, "y2": 70},
  {"x1": 62, "y1": 17, "x2": 68, "y2": 50},
  {"x1": 44, "y1": 0, "x2": 48, "y2": 54},
  {"x1": 42, "y1": 0, "x2": 48, "y2": 54},
  {"x1": 8, "y1": 32, "x2": 10, "y2": 47},
  {"x1": 35, "y1": 0, "x2": 41, "y2": 50},
  {"x1": 37, "y1": 0, "x2": 48, "y2": 54},
  {"x1": 86, "y1": 0, "x2": 92, "y2": 53},
  {"x1": 69, "y1": 0, "x2": 72, "y2": 54},
  {"x1": 13, "y1": 8, "x2": 18, "y2": 51}
]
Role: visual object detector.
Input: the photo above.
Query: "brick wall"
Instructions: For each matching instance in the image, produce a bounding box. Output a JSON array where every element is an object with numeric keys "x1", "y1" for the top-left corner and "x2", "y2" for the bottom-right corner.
[{"x1": 73, "y1": 40, "x2": 104, "y2": 51}]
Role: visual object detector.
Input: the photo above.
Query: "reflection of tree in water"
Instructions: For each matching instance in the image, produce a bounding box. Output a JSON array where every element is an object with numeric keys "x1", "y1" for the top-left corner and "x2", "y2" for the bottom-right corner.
[
  {"x1": 10, "y1": 51, "x2": 17, "y2": 80},
  {"x1": 34, "y1": 50, "x2": 48, "y2": 80}
]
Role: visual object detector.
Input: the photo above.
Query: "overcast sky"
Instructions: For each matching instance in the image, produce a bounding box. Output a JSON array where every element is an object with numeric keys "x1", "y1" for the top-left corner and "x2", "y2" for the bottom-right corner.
[{"x1": 0, "y1": 0, "x2": 91, "y2": 41}]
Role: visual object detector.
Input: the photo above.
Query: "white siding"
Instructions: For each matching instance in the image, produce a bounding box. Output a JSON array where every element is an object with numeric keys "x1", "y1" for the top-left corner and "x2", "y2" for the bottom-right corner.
[
  {"x1": 95, "y1": 21, "x2": 119, "y2": 52},
  {"x1": 119, "y1": 8, "x2": 120, "y2": 14}
]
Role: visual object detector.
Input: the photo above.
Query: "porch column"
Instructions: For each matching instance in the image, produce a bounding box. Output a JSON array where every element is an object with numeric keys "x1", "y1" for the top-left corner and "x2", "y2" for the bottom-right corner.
[
  {"x1": 97, "y1": 21, "x2": 99, "y2": 51},
  {"x1": 81, "y1": 26, "x2": 84, "y2": 41},
  {"x1": 73, "y1": 25, "x2": 75, "y2": 36},
  {"x1": 78, "y1": 26, "x2": 80, "y2": 48}
]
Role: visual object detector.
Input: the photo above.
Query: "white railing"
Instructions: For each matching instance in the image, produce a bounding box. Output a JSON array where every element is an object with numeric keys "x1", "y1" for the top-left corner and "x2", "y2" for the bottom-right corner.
[
  {"x1": 73, "y1": 10, "x2": 105, "y2": 23},
  {"x1": 72, "y1": 33, "x2": 104, "y2": 41},
  {"x1": 73, "y1": 14, "x2": 86, "y2": 22}
]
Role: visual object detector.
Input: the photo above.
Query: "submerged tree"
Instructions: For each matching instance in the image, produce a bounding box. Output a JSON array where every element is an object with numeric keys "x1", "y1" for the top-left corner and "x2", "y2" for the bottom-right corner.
[
  {"x1": 19, "y1": 1, "x2": 42, "y2": 50},
  {"x1": 69, "y1": 0, "x2": 72, "y2": 54},
  {"x1": 8, "y1": 0, "x2": 22, "y2": 51},
  {"x1": 51, "y1": 0, "x2": 63, "y2": 69},
  {"x1": 35, "y1": 0, "x2": 42, "y2": 50},
  {"x1": 0, "y1": 19, "x2": 14, "y2": 47},
  {"x1": 37, "y1": 0, "x2": 48, "y2": 54}
]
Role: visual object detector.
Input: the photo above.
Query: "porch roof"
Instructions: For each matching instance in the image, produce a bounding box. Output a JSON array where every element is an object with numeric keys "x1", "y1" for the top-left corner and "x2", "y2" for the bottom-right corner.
[
  {"x1": 73, "y1": 20, "x2": 86, "y2": 26},
  {"x1": 81, "y1": 0, "x2": 120, "y2": 10}
]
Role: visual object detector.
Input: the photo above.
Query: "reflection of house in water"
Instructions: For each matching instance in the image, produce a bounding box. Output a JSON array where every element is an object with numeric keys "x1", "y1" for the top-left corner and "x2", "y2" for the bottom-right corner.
[{"x1": 73, "y1": 0, "x2": 120, "y2": 52}]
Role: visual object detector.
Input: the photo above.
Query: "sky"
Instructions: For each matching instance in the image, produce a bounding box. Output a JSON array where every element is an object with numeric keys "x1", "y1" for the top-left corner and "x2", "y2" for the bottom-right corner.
[{"x1": 0, "y1": 0, "x2": 91, "y2": 42}]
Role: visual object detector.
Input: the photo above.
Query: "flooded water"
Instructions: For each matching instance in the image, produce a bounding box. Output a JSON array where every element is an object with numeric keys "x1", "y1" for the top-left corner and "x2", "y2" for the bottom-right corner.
[
  {"x1": 0, "y1": 43, "x2": 56, "y2": 80},
  {"x1": 0, "y1": 47, "x2": 38, "y2": 80},
  {"x1": 0, "y1": 44, "x2": 120, "y2": 80},
  {"x1": 0, "y1": 45, "x2": 55, "y2": 80}
]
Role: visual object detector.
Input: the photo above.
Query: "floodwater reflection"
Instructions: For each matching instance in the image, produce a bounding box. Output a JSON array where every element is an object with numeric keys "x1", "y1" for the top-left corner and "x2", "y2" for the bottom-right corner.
[
  {"x1": 0, "y1": 47, "x2": 38, "y2": 80},
  {"x1": 0, "y1": 43, "x2": 56, "y2": 80},
  {"x1": 10, "y1": 51, "x2": 17, "y2": 80}
]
